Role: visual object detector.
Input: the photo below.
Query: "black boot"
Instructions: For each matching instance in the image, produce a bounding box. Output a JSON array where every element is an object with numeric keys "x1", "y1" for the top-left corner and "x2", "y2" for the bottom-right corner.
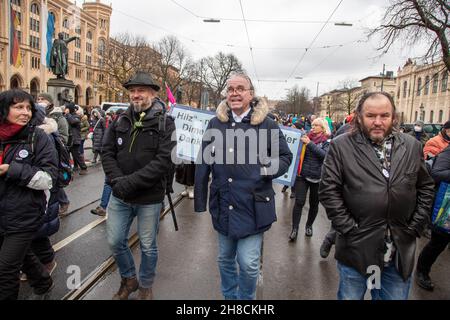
[
  {"x1": 415, "y1": 271, "x2": 434, "y2": 291},
  {"x1": 289, "y1": 228, "x2": 298, "y2": 242}
]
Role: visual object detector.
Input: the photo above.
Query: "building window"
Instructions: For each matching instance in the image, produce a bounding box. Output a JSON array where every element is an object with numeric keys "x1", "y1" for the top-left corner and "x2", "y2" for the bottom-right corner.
[
  {"x1": 62, "y1": 32, "x2": 69, "y2": 40},
  {"x1": 414, "y1": 111, "x2": 418, "y2": 122},
  {"x1": 87, "y1": 31, "x2": 92, "y2": 40},
  {"x1": 75, "y1": 38, "x2": 81, "y2": 49},
  {"x1": 75, "y1": 26, "x2": 81, "y2": 35},
  {"x1": 439, "y1": 110, "x2": 444, "y2": 123},
  {"x1": 31, "y1": 56, "x2": 40, "y2": 69},
  {"x1": 417, "y1": 78, "x2": 422, "y2": 96},
  {"x1": 421, "y1": 110, "x2": 425, "y2": 122},
  {"x1": 86, "y1": 55, "x2": 92, "y2": 65},
  {"x1": 430, "y1": 110, "x2": 434, "y2": 123},
  {"x1": 30, "y1": 18, "x2": 39, "y2": 32},
  {"x1": 76, "y1": 69, "x2": 83, "y2": 79},
  {"x1": 442, "y1": 72, "x2": 448, "y2": 92},
  {"x1": 432, "y1": 73, "x2": 439, "y2": 94},
  {"x1": 17, "y1": 31, "x2": 22, "y2": 44},
  {"x1": 98, "y1": 39, "x2": 106, "y2": 56},
  {"x1": 402, "y1": 81, "x2": 407, "y2": 98},
  {"x1": 424, "y1": 76, "x2": 430, "y2": 95},
  {"x1": 29, "y1": 35, "x2": 40, "y2": 49},
  {"x1": 74, "y1": 52, "x2": 81, "y2": 63},
  {"x1": 63, "y1": 18, "x2": 69, "y2": 29},
  {"x1": 12, "y1": 0, "x2": 21, "y2": 6},
  {"x1": 87, "y1": 71, "x2": 93, "y2": 81},
  {"x1": 30, "y1": 3, "x2": 39, "y2": 14},
  {"x1": 86, "y1": 43, "x2": 92, "y2": 53}
]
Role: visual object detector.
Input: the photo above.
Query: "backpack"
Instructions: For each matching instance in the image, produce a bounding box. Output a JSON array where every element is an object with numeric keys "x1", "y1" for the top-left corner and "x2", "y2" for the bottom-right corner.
[
  {"x1": 30, "y1": 128, "x2": 73, "y2": 188},
  {"x1": 51, "y1": 132, "x2": 73, "y2": 188}
]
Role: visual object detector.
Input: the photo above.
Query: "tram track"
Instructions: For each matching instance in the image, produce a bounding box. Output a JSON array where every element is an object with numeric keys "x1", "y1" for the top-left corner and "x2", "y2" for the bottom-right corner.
[{"x1": 61, "y1": 193, "x2": 185, "y2": 300}]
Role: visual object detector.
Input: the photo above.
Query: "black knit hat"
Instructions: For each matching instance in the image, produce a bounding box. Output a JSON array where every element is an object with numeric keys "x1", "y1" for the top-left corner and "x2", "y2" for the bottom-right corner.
[
  {"x1": 123, "y1": 71, "x2": 160, "y2": 91},
  {"x1": 444, "y1": 120, "x2": 450, "y2": 129}
]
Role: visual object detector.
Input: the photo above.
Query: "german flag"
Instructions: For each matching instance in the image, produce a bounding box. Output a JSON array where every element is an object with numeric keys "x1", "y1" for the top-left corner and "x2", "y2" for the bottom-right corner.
[{"x1": 10, "y1": 4, "x2": 22, "y2": 68}]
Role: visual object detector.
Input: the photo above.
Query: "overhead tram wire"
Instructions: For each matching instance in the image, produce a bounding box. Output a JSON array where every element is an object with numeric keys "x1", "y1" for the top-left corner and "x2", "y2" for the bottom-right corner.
[
  {"x1": 286, "y1": 0, "x2": 344, "y2": 80},
  {"x1": 114, "y1": 7, "x2": 363, "y2": 53},
  {"x1": 169, "y1": 0, "x2": 356, "y2": 25},
  {"x1": 239, "y1": 0, "x2": 259, "y2": 81}
]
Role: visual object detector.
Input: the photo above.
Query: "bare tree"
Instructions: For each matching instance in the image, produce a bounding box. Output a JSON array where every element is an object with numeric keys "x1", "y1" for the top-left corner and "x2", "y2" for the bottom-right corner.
[
  {"x1": 279, "y1": 86, "x2": 313, "y2": 115},
  {"x1": 183, "y1": 61, "x2": 203, "y2": 106},
  {"x1": 370, "y1": 0, "x2": 450, "y2": 71},
  {"x1": 336, "y1": 79, "x2": 362, "y2": 115},
  {"x1": 201, "y1": 52, "x2": 243, "y2": 106},
  {"x1": 100, "y1": 32, "x2": 158, "y2": 101},
  {"x1": 153, "y1": 36, "x2": 193, "y2": 104}
]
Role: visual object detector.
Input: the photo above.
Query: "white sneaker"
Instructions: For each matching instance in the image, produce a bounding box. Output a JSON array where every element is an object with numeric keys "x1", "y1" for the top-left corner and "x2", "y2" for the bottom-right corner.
[
  {"x1": 188, "y1": 189, "x2": 194, "y2": 199},
  {"x1": 181, "y1": 190, "x2": 188, "y2": 197}
]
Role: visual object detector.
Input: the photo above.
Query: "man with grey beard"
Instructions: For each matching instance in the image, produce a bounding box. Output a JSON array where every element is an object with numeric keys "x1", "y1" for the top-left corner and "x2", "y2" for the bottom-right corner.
[
  {"x1": 319, "y1": 92, "x2": 435, "y2": 300},
  {"x1": 102, "y1": 71, "x2": 176, "y2": 300}
]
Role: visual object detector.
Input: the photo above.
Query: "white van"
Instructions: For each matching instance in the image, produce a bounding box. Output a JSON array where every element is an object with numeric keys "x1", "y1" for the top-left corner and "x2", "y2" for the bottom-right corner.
[{"x1": 100, "y1": 102, "x2": 129, "y2": 112}]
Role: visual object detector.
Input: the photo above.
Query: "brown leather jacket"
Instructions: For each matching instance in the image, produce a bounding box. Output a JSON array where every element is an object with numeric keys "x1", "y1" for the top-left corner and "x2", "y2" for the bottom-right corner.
[{"x1": 319, "y1": 131, "x2": 435, "y2": 280}]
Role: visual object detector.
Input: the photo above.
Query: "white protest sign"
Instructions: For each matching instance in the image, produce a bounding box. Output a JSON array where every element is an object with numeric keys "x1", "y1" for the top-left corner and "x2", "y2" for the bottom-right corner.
[
  {"x1": 171, "y1": 105, "x2": 302, "y2": 186},
  {"x1": 171, "y1": 105, "x2": 214, "y2": 162},
  {"x1": 274, "y1": 126, "x2": 303, "y2": 187}
]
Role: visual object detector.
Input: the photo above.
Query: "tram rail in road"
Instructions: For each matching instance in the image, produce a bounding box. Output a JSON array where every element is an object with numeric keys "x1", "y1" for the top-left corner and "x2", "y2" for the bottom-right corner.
[{"x1": 62, "y1": 194, "x2": 185, "y2": 300}]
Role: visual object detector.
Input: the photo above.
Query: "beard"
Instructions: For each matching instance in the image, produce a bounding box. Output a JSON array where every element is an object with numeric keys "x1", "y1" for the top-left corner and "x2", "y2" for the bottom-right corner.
[
  {"x1": 362, "y1": 124, "x2": 394, "y2": 144},
  {"x1": 132, "y1": 100, "x2": 152, "y2": 113}
]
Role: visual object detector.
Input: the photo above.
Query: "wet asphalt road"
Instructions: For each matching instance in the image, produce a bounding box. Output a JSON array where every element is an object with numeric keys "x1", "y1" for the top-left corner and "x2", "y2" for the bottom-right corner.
[{"x1": 17, "y1": 144, "x2": 450, "y2": 300}]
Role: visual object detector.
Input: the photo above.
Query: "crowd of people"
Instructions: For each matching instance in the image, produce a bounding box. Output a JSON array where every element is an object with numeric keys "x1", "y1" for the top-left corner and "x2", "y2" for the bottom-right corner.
[{"x1": 0, "y1": 70, "x2": 448, "y2": 300}]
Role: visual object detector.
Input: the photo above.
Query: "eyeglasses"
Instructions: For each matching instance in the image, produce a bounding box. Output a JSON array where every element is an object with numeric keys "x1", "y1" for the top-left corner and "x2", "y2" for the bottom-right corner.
[{"x1": 226, "y1": 86, "x2": 252, "y2": 95}]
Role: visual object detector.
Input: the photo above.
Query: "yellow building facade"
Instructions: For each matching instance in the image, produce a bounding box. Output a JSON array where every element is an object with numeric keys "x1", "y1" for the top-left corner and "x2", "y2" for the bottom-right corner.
[
  {"x1": 395, "y1": 59, "x2": 450, "y2": 124},
  {"x1": 0, "y1": 0, "x2": 111, "y2": 106}
]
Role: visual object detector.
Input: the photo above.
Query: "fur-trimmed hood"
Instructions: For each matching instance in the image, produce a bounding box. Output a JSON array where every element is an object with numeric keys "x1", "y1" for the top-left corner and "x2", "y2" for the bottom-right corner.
[
  {"x1": 38, "y1": 117, "x2": 58, "y2": 135},
  {"x1": 49, "y1": 106, "x2": 63, "y2": 115},
  {"x1": 216, "y1": 98, "x2": 269, "y2": 126}
]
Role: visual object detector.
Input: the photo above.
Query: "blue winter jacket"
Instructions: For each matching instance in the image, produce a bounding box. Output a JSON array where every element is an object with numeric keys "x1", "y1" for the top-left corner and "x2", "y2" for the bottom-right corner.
[{"x1": 194, "y1": 99, "x2": 292, "y2": 239}]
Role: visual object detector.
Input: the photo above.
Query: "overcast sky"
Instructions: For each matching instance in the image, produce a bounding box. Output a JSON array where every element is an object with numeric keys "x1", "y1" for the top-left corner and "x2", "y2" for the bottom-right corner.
[{"x1": 105, "y1": 0, "x2": 425, "y2": 100}]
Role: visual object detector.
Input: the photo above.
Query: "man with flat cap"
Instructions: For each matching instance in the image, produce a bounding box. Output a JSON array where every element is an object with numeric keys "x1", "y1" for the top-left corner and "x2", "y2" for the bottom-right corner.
[{"x1": 102, "y1": 71, "x2": 176, "y2": 300}]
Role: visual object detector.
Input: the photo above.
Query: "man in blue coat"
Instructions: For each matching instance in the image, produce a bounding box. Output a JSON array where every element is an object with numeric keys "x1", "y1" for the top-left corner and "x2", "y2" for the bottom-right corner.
[{"x1": 195, "y1": 73, "x2": 292, "y2": 300}]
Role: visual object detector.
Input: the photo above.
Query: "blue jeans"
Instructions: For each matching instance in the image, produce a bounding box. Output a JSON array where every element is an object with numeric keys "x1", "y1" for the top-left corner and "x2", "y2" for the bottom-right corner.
[
  {"x1": 337, "y1": 261, "x2": 412, "y2": 300},
  {"x1": 106, "y1": 195, "x2": 161, "y2": 289},
  {"x1": 100, "y1": 179, "x2": 112, "y2": 209},
  {"x1": 217, "y1": 232, "x2": 263, "y2": 300}
]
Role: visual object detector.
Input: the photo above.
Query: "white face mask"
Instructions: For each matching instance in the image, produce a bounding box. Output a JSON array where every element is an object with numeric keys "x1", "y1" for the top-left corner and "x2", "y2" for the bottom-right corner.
[{"x1": 414, "y1": 126, "x2": 423, "y2": 133}]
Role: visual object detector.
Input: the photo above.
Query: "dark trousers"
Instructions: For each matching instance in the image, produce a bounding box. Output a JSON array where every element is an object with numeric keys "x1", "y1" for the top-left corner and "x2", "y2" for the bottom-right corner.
[
  {"x1": 31, "y1": 237, "x2": 55, "y2": 265},
  {"x1": 416, "y1": 230, "x2": 450, "y2": 275},
  {"x1": 291, "y1": 176, "x2": 320, "y2": 229},
  {"x1": 70, "y1": 144, "x2": 87, "y2": 170},
  {"x1": 57, "y1": 188, "x2": 69, "y2": 205},
  {"x1": 0, "y1": 232, "x2": 52, "y2": 300}
]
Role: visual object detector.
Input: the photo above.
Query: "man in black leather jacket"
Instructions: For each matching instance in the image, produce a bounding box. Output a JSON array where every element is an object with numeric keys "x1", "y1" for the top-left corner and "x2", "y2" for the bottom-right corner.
[{"x1": 319, "y1": 92, "x2": 435, "y2": 300}]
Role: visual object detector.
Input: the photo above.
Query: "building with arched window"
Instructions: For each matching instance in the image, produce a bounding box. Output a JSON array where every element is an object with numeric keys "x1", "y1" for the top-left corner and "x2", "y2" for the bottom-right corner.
[
  {"x1": 395, "y1": 59, "x2": 450, "y2": 124},
  {"x1": 0, "y1": 0, "x2": 112, "y2": 107}
]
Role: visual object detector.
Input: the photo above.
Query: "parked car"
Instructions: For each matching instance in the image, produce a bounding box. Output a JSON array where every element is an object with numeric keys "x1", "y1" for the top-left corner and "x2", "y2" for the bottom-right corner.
[
  {"x1": 401, "y1": 123, "x2": 443, "y2": 138},
  {"x1": 105, "y1": 105, "x2": 129, "y2": 115},
  {"x1": 100, "y1": 102, "x2": 129, "y2": 112}
]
